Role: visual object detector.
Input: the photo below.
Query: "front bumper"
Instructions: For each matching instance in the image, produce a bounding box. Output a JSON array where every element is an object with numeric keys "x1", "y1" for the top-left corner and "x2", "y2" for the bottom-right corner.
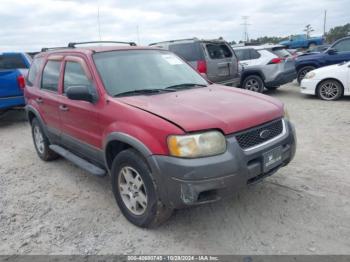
[
  {"x1": 300, "y1": 78, "x2": 319, "y2": 95},
  {"x1": 265, "y1": 70, "x2": 297, "y2": 87},
  {"x1": 148, "y1": 119, "x2": 296, "y2": 209}
]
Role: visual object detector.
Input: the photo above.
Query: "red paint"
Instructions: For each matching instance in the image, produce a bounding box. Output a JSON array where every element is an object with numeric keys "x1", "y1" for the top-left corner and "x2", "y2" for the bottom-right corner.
[{"x1": 25, "y1": 46, "x2": 284, "y2": 156}]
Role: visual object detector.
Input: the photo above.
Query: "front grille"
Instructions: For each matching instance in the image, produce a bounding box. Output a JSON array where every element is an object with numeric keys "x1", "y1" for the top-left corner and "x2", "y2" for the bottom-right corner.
[{"x1": 235, "y1": 119, "x2": 283, "y2": 150}]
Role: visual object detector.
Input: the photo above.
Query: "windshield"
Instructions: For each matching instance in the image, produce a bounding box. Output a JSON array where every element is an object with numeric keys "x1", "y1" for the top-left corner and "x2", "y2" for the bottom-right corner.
[{"x1": 93, "y1": 50, "x2": 208, "y2": 96}]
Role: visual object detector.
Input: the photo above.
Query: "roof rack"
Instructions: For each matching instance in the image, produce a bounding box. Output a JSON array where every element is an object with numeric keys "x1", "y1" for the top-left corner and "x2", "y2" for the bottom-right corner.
[
  {"x1": 149, "y1": 38, "x2": 198, "y2": 46},
  {"x1": 67, "y1": 41, "x2": 137, "y2": 48},
  {"x1": 41, "y1": 47, "x2": 70, "y2": 52}
]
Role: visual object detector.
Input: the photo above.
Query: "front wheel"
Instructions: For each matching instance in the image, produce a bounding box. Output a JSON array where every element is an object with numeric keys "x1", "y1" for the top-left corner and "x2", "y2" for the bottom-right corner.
[
  {"x1": 242, "y1": 75, "x2": 264, "y2": 93},
  {"x1": 297, "y1": 66, "x2": 315, "y2": 84},
  {"x1": 111, "y1": 149, "x2": 172, "y2": 228},
  {"x1": 317, "y1": 79, "x2": 343, "y2": 101}
]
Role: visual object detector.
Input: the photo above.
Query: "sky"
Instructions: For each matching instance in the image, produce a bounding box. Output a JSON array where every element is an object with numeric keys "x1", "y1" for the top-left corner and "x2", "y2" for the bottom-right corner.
[{"x1": 0, "y1": 0, "x2": 349, "y2": 51}]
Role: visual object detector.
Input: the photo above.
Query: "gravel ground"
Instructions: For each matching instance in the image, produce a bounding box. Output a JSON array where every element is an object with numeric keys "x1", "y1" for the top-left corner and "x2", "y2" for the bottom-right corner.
[{"x1": 0, "y1": 83, "x2": 350, "y2": 255}]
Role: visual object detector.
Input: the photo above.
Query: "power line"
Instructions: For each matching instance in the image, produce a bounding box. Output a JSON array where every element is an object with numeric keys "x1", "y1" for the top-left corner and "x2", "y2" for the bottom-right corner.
[{"x1": 97, "y1": 1, "x2": 102, "y2": 41}]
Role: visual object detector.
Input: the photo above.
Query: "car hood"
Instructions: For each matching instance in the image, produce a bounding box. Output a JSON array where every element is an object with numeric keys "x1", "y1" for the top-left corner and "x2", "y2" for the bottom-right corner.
[
  {"x1": 117, "y1": 85, "x2": 284, "y2": 134},
  {"x1": 296, "y1": 52, "x2": 324, "y2": 61}
]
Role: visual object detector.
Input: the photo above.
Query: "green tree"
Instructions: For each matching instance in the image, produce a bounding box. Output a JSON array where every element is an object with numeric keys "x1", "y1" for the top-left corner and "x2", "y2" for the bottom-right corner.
[{"x1": 326, "y1": 23, "x2": 350, "y2": 43}]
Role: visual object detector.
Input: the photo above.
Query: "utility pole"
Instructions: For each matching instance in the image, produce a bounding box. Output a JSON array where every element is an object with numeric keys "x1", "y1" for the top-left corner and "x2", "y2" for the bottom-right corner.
[
  {"x1": 136, "y1": 25, "x2": 140, "y2": 45},
  {"x1": 323, "y1": 10, "x2": 327, "y2": 37},
  {"x1": 240, "y1": 16, "x2": 251, "y2": 43}
]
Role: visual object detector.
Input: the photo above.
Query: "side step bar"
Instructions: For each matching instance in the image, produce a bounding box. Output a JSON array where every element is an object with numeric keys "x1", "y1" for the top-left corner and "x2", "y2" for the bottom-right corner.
[{"x1": 49, "y1": 145, "x2": 106, "y2": 177}]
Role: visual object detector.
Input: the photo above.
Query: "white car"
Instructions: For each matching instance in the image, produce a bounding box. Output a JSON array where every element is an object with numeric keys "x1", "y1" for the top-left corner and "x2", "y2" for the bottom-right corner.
[{"x1": 301, "y1": 61, "x2": 350, "y2": 101}]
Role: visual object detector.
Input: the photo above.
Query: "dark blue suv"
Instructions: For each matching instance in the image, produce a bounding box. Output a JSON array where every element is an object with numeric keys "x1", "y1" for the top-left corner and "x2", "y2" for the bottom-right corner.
[{"x1": 295, "y1": 36, "x2": 350, "y2": 83}]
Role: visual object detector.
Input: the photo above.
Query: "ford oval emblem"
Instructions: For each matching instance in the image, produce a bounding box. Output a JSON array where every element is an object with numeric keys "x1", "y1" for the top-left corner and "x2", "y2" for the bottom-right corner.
[{"x1": 259, "y1": 129, "x2": 271, "y2": 139}]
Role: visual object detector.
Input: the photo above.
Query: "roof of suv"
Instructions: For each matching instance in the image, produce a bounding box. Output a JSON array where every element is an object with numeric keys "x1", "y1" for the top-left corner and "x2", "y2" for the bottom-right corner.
[
  {"x1": 149, "y1": 38, "x2": 228, "y2": 46},
  {"x1": 38, "y1": 46, "x2": 161, "y2": 56},
  {"x1": 233, "y1": 44, "x2": 286, "y2": 50}
]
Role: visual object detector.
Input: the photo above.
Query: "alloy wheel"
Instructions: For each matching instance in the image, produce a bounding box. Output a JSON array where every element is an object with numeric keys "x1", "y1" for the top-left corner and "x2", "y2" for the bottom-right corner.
[
  {"x1": 118, "y1": 166, "x2": 148, "y2": 216},
  {"x1": 33, "y1": 125, "x2": 45, "y2": 154},
  {"x1": 319, "y1": 81, "x2": 341, "y2": 100},
  {"x1": 245, "y1": 79, "x2": 260, "y2": 92}
]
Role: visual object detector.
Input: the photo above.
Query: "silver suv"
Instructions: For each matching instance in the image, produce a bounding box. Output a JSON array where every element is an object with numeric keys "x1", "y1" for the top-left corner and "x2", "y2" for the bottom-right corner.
[
  {"x1": 150, "y1": 38, "x2": 240, "y2": 86},
  {"x1": 233, "y1": 45, "x2": 296, "y2": 92}
]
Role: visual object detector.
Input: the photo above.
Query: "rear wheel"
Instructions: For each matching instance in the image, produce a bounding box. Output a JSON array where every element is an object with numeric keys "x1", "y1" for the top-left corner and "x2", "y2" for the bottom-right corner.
[
  {"x1": 317, "y1": 79, "x2": 343, "y2": 101},
  {"x1": 111, "y1": 149, "x2": 172, "y2": 228},
  {"x1": 242, "y1": 75, "x2": 264, "y2": 93},
  {"x1": 297, "y1": 66, "x2": 315, "y2": 84},
  {"x1": 31, "y1": 118, "x2": 58, "y2": 161}
]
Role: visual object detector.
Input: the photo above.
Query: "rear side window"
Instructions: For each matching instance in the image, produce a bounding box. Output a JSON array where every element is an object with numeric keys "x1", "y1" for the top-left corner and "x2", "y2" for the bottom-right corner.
[
  {"x1": 63, "y1": 62, "x2": 91, "y2": 93},
  {"x1": 234, "y1": 49, "x2": 250, "y2": 60},
  {"x1": 27, "y1": 57, "x2": 44, "y2": 86},
  {"x1": 271, "y1": 48, "x2": 291, "y2": 58},
  {"x1": 249, "y1": 49, "x2": 261, "y2": 59},
  {"x1": 206, "y1": 44, "x2": 232, "y2": 59},
  {"x1": 41, "y1": 61, "x2": 61, "y2": 92},
  {"x1": 0, "y1": 54, "x2": 28, "y2": 70},
  {"x1": 168, "y1": 43, "x2": 204, "y2": 61}
]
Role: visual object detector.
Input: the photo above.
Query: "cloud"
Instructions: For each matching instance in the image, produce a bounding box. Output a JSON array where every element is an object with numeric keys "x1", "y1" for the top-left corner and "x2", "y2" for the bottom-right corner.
[{"x1": 0, "y1": 0, "x2": 348, "y2": 51}]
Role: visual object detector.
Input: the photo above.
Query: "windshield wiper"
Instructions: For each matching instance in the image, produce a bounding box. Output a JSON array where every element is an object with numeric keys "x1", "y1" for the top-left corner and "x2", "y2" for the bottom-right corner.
[
  {"x1": 114, "y1": 88, "x2": 176, "y2": 97},
  {"x1": 165, "y1": 83, "x2": 207, "y2": 90}
]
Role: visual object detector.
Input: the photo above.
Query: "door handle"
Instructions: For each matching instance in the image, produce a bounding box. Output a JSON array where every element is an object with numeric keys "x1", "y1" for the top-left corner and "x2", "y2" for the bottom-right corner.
[
  {"x1": 36, "y1": 97, "x2": 43, "y2": 103},
  {"x1": 59, "y1": 105, "x2": 69, "y2": 112}
]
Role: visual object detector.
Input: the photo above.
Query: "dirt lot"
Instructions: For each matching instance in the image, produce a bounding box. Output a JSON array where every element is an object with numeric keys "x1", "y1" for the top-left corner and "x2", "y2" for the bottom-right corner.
[{"x1": 0, "y1": 83, "x2": 350, "y2": 255}]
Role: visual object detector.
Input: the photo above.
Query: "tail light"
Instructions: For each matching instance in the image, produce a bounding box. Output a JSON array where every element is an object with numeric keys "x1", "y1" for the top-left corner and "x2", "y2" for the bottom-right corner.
[
  {"x1": 268, "y1": 58, "x2": 284, "y2": 64},
  {"x1": 197, "y1": 60, "x2": 207, "y2": 74},
  {"x1": 17, "y1": 75, "x2": 26, "y2": 90}
]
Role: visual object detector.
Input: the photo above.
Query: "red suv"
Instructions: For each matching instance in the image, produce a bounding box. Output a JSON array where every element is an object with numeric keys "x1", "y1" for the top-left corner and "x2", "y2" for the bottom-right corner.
[{"x1": 25, "y1": 41, "x2": 296, "y2": 227}]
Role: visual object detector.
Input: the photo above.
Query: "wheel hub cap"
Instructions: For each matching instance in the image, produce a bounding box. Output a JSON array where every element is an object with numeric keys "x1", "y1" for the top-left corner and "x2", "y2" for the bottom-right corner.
[
  {"x1": 118, "y1": 166, "x2": 148, "y2": 216},
  {"x1": 34, "y1": 126, "x2": 44, "y2": 154}
]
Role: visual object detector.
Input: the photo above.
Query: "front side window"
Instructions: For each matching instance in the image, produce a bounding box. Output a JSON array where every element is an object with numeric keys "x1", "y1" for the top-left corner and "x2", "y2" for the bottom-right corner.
[
  {"x1": 333, "y1": 39, "x2": 350, "y2": 52},
  {"x1": 93, "y1": 50, "x2": 208, "y2": 96},
  {"x1": 27, "y1": 57, "x2": 44, "y2": 86},
  {"x1": 63, "y1": 61, "x2": 91, "y2": 93},
  {"x1": 41, "y1": 60, "x2": 61, "y2": 92}
]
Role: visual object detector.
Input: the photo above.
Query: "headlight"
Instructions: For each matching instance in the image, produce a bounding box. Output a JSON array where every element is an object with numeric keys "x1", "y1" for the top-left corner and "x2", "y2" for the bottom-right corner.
[
  {"x1": 167, "y1": 131, "x2": 226, "y2": 158},
  {"x1": 284, "y1": 106, "x2": 290, "y2": 120},
  {"x1": 304, "y1": 71, "x2": 315, "y2": 79}
]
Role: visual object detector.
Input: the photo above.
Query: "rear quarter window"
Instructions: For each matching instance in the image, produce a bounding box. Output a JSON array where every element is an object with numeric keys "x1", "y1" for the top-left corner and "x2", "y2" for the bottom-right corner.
[
  {"x1": 0, "y1": 54, "x2": 28, "y2": 70},
  {"x1": 271, "y1": 48, "x2": 291, "y2": 58},
  {"x1": 27, "y1": 57, "x2": 44, "y2": 86},
  {"x1": 168, "y1": 43, "x2": 204, "y2": 61}
]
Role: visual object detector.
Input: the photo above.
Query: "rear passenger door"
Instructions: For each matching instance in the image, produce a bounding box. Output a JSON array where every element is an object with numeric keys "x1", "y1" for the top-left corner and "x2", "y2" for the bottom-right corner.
[
  {"x1": 204, "y1": 43, "x2": 238, "y2": 83},
  {"x1": 37, "y1": 56, "x2": 63, "y2": 141},
  {"x1": 234, "y1": 48, "x2": 261, "y2": 67}
]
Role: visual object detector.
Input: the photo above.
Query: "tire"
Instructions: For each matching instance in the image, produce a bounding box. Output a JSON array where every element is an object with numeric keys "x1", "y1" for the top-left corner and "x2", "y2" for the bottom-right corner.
[
  {"x1": 31, "y1": 118, "x2": 59, "y2": 161},
  {"x1": 242, "y1": 75, "x2": 264, "y2": 93},
  {"x1": 265, "y1": 86, "x2": 280, "y2": 91},
  {"x1": 316, "y1": 79, "x2": 343, "y2": 101},
  {"x1": 111, "y1": 149, "x2": 173, "y2": 228},
  {"x1": 297, "y1": 66, "x2": 315, "y2": 84}
]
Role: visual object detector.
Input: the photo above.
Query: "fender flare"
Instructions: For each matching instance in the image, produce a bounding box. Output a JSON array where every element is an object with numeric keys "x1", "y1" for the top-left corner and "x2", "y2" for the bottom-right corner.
[
  {"x1": 240, "y1": 68, "x2": 265, "y2": 85},
  {"x1": 103, "y1": 132, "x2": 154, "y2": 172}
]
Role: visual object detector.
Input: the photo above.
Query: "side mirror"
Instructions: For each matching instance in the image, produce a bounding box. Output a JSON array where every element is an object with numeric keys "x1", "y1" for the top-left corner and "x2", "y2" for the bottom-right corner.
[
  {"x1": 66, "y1": 85, "x2": 95, "y2": 103},
  {"x1": 327, "y1": 48, "x2": 337, "y2": 55}
]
